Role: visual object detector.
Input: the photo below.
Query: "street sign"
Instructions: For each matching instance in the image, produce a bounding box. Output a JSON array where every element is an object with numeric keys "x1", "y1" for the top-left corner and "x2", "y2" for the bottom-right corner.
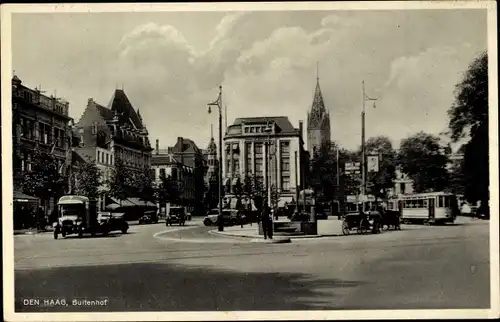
[{"x1": 367, "y1": 155, "x2": 379, "y2": 172}]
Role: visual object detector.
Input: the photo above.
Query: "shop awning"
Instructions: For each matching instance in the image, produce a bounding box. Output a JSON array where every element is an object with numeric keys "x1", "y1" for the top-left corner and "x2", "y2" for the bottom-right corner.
[
  {"x1": 13, "y1": 191, "x2": 39, "y2": 203},
  {"x1": 128, "y1": 198, "x2": 156, "y2": 208},
  {"x1": 107, "y1": 197, "x2": 136, "y2": 208}
]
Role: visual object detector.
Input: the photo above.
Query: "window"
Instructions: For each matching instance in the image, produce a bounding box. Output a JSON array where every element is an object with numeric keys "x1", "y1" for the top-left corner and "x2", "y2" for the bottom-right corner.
[
  {"x1": 438, "y1": 196, "x2": 444, "y2": 208},
  {"x1": 38, "y1": 123, "x2": 50, "y2": 144},
  {"x1": 256, "y1": 127, "x2": 261, "y2": 133},
  {"x1": 400, "y1": 183, "x2": 406, "y2": 195},
  {"x1": 160, "y1": 168, "x2": 166, "y2": 178},
  {"x1": 281, "y1": 176, "x2": 290, "y2": 192},
  {"x1": 245, "y1": 143, "x2": 252, "y2": 174},
  {"x1": 97, "y1": 151, "x2": 101, "y2": 163},
  {"x1": 110, "y1": 155, "x2": 113, "y2": 165},
  {"x1": 244, "y1": 127, "x2": 249, "y2": 133},
  {"x1": 106, "y1": 153, "x2": 109, "y2": 165},
  {"x1": 250, "y1": 127, "x2": 255, "y2": 133}
]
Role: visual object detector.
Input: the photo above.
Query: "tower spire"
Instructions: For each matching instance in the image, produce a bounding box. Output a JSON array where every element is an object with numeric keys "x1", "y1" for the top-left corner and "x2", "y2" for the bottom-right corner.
[{"x1": 316, "y1": 61, "x2": 319, "y2": 83}]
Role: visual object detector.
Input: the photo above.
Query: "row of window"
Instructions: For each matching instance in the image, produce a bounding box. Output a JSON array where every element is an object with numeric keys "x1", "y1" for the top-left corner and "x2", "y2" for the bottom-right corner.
[
  {"x1": 402, "y1": 196, "x2": 454, "y2": 209},
  {"x1": 116, "y1": 148, "x2": 149, "y2": 168},
  {"x1": 243, "y1": 126, "x2": 271, "y2": 134},
  {"x1": 97, "y1": 150, "x2": 114, "y2": 165},
  {"x1": 19, "y1": 117, "x2": 66, "y2": 148}
]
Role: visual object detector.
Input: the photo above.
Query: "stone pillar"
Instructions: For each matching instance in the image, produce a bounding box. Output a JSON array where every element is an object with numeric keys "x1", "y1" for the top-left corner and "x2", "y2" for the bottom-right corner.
[{"x1": 251, "y1": 141, "x2": 256, "y2": 175}]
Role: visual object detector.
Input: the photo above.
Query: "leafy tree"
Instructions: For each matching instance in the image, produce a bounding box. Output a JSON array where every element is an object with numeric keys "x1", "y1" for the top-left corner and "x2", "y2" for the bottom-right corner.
[
  {"x1": 22, "y1": 149, "x2": 66, "y2": 205},
  {"x1": 232, "y1": 177, "x2": 244, "y2": 209},
  {"x1": 203, "y1": 175, "x2": 219, "y2": 211},
  {"x1": 448, "y1": 52, "x2": 488, "y2": 205},
  {"x1": 309, "y1": 141, "x2": 340, "y2": 203},
  {"x1": 106, "y1": 157, "x2": 131, "y2": 206},
  {"x1": 135, "y1": 168, "x2": 156, "y2": 206},
  {"x1": 397, "y1": 132, "x2": 450, "y2": 193},
  {"x1": 157, "y1": 174, "x2": 181, "y2": 206},
  {"x1": 364, "y1": 136, "x2": 397, "y2": 199},
  {"x1": 242, "y1": 174, "x2": 266, "y2": 210},
  {"x1": 72, "y1": 156, "x2": 102, "y2": 200}
]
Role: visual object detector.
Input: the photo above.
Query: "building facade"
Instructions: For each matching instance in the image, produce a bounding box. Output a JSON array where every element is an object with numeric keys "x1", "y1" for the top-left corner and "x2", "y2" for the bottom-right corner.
[
  {"x1": 73, "y1": 89, "x2": 153, "y2": 210},
  {"x1": 152, "y1": 139, "x2": 196, "y2": 215},
  {"x1": 12, "y1": 75, "x2": 74, "y2": 214},
  {"x1": 223, "y1": 116, "x2": 306, "y2": 204},
  {"x1": 307, "y1": 76, "x2": 331, "y2": 157}
]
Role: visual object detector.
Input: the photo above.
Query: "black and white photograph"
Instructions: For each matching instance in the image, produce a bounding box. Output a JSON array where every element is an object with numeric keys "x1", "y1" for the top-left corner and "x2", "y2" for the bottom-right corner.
[{"x1": 1, "y1": 2, "x2": 498, "y2": 321}]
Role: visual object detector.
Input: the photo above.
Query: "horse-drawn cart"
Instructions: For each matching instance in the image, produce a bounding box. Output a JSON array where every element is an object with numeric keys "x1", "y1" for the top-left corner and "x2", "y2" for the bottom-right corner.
[{"x1": 341, "y1": 212, "x2": 382, "y2": 235}]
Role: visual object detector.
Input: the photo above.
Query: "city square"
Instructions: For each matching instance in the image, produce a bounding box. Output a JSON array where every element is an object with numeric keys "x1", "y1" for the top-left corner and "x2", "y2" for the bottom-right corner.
[{"x1": 2, "y1": 3, "x2": 497, "y2": 321}]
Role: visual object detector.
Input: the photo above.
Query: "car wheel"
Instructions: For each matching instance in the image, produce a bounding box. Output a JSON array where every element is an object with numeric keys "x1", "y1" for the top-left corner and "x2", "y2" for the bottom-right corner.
[
  {"x1": 122, "y1": 227, "x2": 128, "y2": 234},
  {"x1": 61, "y1": 230, "x2": 67, "y2": 238},
  {"x1": 204, "y1": 219, "x2": 212, "y2": 226},
  {"x1": 53, "y1": 229, "x2": 59, "y2": 240}
]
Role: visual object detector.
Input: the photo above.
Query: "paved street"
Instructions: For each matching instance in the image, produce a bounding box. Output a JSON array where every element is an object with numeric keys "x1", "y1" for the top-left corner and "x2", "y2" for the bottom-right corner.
[{"x1": 14, "y1": 217, "x2": 490, "y2": 312}]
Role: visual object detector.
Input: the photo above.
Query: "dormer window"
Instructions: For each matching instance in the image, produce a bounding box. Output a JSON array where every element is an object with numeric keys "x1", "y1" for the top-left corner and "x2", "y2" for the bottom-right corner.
[{"x1": 92, "y1": 123, "x2": 97, "y2": 135}]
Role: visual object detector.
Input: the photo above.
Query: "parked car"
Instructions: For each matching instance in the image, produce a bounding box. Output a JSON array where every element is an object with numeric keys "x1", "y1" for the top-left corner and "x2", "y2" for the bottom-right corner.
[
  {"x1": 166, "y1": 207, "x2": 187, "y2": 226},
  {"x1": 97, "y1": 212, "x2": 129, "y2": 234},
  {"x1": 138, "y1": 210, "x2": 159, "y2": 224},
  {"x1": 203, "y1": 209, "x2": 246, "y2": 226}
]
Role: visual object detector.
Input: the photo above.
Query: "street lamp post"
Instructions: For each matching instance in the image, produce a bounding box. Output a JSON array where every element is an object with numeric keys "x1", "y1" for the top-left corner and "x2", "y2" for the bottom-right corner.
[
  {"x1": 207, "y1": 86, "x2": 224, "y2": 232},
  {"x1": 264, "y1": 122, "x2": 278, "y2": 220},
  {"x1": 361, "y1": 80, "x2": 378, "y2": 207}
]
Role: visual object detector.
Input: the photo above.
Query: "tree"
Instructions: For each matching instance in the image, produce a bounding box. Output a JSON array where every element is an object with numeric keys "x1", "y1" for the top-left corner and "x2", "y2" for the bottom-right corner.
[
  {"x1": 448, "y1": 51, "x2": 488, "y2": 205},
  {"x1": 364, "y1": 136, "x2": 397, "y2": 199},
  {"x1": 242, "y1": 174, "x2": 266, "y2": 210},
  {"x1": 135, "y1": 168, "x2": 156, "y2": 206},
  {"x1": 157, "y1": 174, "x2": 181, "y2": 206},
  {"x1": 232, "y1": 177, "x2": 244, "y2": 209},
  {"x1": 203, "y1": 175, "x2": 219, "y2": 211},
  {"x1": 309, "y1": 141, "x2": 337, "y2": 202},
  {"x1": 397, "y1": 132, "x2": 450, "y2": 193},
  {"x1": 106, "y1": 157, "x2": 131, "y2": 206},
  {"x1": 22, "y1": 149, "x2": 66, "y2": 207},
  {"x1": 72, "y1": 156, "x2": 102, "y2": 200}
]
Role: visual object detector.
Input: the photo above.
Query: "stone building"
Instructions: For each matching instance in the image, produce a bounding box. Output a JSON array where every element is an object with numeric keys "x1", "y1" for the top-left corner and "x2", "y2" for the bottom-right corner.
[
  {"x1": 11, "y1": 75, "x2": 74, "y2": 214},
  {"x1": 73, "y1": 89, "x2": 153, "y2": 210},
  {"x1": 307, "y1": 75, "x2": 331, "y2": 157},
  {"x1": 223, "y1": 116, "x2": 307, "y2": 205},
  {"x1": 151, "y1": 139, "x2": 196, "y2": 215}
]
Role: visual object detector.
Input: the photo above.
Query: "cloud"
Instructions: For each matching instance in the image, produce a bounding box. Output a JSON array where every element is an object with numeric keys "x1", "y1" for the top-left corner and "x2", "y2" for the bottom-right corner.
[{"x1": 12, "y1": 10, "x2": 487, "y2": 151}]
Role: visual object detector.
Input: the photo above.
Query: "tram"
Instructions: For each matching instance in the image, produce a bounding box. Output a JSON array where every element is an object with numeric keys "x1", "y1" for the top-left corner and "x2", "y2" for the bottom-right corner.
[{"x1": 398, "y1": 192, "x2": 459, "y2": 225}]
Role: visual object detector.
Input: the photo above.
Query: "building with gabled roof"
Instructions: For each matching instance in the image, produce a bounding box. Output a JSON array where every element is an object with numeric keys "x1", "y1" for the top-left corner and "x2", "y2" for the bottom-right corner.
[
  {"x1": 307, "y1": 75, "x2": 331, "y2": 157},
  {"x1": 152, "y1": 138, "x2": 199, "y2": 215},
  {"x1": 73, "y1": 89, "x2": 153, "y2": 210}
]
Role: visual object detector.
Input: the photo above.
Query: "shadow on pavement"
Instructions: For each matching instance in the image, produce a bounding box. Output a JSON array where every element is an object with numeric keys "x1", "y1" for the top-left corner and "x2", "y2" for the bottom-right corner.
[{"x1": 15, "y1": 262, "x2": 367, "y2": 312}]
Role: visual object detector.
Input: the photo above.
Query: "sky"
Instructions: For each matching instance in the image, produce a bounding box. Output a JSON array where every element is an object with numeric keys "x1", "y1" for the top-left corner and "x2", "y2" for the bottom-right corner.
[{"x1": 11, "y1": 8, "x2": 487, "y2": 151}]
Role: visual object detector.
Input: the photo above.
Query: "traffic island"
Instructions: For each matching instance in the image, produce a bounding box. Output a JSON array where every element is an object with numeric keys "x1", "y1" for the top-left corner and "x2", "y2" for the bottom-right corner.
[{"x1": 250, "y1": 237, "x2": 291, "y2": 244}]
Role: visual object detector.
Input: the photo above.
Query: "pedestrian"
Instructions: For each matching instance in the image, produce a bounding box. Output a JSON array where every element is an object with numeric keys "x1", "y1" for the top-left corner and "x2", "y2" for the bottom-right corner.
[{"x1": 260, "y1": 205, "x2": 269, "y2": 239}]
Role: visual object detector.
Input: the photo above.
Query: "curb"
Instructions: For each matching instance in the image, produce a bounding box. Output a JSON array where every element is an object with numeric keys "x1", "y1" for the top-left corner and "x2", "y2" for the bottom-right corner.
[
  {"x1": 250, "y1": 237, "x2": 291, "y2": 244},
  {"x1": 210, "y1": 230, "x2": 343, "y2": 240}
]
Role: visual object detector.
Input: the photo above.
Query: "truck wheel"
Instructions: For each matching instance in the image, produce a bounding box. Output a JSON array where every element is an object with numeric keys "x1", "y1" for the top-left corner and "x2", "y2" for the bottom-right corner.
[
  {"x1": 121, "y1": 227, "x2": 128, "y2": 234},
  {"x1": 53, "y1": 229, "x2": 59, "y2": 240},
  {"x1": 61, "y1": 230, "x2": 66, "y2": 238}
]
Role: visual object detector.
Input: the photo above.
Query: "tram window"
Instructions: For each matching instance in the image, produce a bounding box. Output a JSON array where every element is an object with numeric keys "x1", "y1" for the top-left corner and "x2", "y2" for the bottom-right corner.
[
  {"x1": 438, "y1": 196, "x2": 444, "y2": 208},
  {"x1": 423, "y1": 199, "x2": 429, "y2": 208}
]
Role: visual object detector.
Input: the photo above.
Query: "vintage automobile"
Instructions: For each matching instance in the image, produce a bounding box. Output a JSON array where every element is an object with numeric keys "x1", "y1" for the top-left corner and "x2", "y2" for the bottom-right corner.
[
  {"x1": 166, "y1": 207, "x2": 187, "y2": 226},
  {"x1": 53, "y1": 195, "x2": 100, "y2": 239},
  {"x1": 203, "y1": 209, "x2": 246, "y2": 226},
  {"x1": 97, "y1": 212, "x2": 129, "y2": 234},
  {"x1": 138, "y1": 210, "x2": 159, "y2": 224}
]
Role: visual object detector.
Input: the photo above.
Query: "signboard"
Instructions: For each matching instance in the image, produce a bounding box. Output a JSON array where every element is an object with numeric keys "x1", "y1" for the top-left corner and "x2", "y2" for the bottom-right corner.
[{"x1": 367, "y1": 155, "x2": 379, "y2": 172}]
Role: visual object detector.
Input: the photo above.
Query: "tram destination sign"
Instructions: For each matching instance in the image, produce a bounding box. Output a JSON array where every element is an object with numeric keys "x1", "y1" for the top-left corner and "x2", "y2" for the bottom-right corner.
[{"x1": 345, "y1": 162, "x2": 361, "y2": 174}]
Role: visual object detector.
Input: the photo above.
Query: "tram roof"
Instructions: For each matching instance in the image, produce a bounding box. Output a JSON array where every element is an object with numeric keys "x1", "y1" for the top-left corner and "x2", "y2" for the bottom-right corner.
[
  {"x1": 58, "y1": 195, "x2": 90, "y2": 205},
  {"x1": 400, "y1": 192, "x2": 454, "y2": 198}
]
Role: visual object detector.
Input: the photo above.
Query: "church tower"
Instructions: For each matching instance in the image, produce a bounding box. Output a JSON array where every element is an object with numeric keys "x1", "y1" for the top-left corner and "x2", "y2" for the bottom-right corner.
[
  {"x1": 307, "y1": 64, "x2": 331, "y2": 158},
  {"x1": 205, "y1": 124, "x2": 218, "y2": 184}
]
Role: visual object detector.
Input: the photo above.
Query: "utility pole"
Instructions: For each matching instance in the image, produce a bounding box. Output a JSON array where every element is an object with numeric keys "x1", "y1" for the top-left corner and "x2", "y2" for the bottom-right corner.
[{"x1": 361, "y1": 81, "x2": 366, "y2": 198}]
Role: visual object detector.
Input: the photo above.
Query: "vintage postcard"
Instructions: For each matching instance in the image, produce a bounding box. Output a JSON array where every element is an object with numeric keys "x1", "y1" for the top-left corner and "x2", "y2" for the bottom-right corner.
[{"x1": 1, "y1": 1, "x2": 498, "y2": 321}]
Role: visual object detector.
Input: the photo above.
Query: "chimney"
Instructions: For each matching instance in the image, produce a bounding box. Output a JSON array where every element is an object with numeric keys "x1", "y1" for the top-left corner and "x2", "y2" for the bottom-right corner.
[
  {"x1": 299, "y1": 120, "x2": 304, "y2": 138},
  {"x1": 156, "y1": 139, "x2": 159, "y2": 155}
]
